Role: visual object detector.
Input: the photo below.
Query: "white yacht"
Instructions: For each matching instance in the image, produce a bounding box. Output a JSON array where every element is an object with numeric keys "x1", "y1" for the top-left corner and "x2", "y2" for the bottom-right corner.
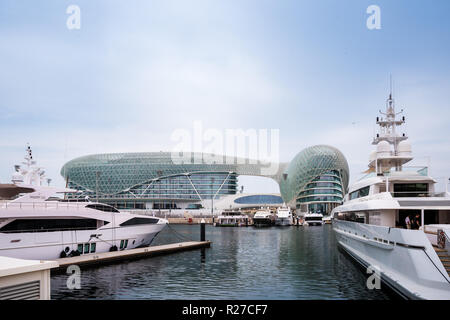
[
  {"x1": 332, "y1": 93, "x2": 450, "y2": 299},
  {"x1": 0, "y1": 146, "x2": 168, "y2": 261},
  {"x1": 322, "y1": 215, "x2": 332, "y2": 224},
  {"x1": 303, "y1": 213, "x2": 324, "y2": 226},
  {"x1": 275, "y1": 206, "x2": 292, "y2": 226},
  {"x1": 253, "y1": 209, "x2": 275, "y2": 227},
  {"x1": 215, "y1": 210, "x2": 248, "y2": 227}
]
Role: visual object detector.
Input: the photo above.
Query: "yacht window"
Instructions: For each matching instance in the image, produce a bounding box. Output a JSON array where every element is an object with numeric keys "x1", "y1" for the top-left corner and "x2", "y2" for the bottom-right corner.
[
  {"x1": 90, "y1": 243, "x2": 96, "y2": 253},
  {"x1": 393, "y1": 183, "x2": 428, "y2": 197},
  {"x1": 120, "y1": 240, "x2": 124, "y2": 249},
  {"x1": 305, "y1": 216, "x2": 322, "y2": 221},
  {"x1": 0, "y1": 218, "x2": 99, "y2": 233},
  {"x1": 77, "y1": 244, "x2": 83, "y2": 253},
  {"x1": 85, "y1": 204, "x2": 119, "y2": 213},
  {"x1": 359, "y1": 186, "x2": 370, "y2": 197},
  {"x1": 119, "y1": 217, "x2": 159, "y2": 226},
  {"x1": 349, "y1": 186, "x2": 370, "y2": 200},
  {"x1": 335, "y1": 212, "x2": 366, "y2": 223},
  {"x1": 84, "y1": 243, "x2": 90, "y2": 254}
]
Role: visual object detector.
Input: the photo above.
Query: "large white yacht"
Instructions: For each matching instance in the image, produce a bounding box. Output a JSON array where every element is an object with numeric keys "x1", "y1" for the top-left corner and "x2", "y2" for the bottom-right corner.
[
  {"x1": 275, "y1": 206, "x2": 292, "y2": 226},
  {"x1": 332, "y1": 93, "x2": 450, "y2": 299},
  {"x1": 0, "y1": 145, "x2": 168, "y2": 261}
]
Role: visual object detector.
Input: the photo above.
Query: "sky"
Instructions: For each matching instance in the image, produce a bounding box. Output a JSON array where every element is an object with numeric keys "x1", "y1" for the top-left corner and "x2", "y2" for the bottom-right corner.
[{"x1": 0, "y1": 0, "x2": 449, "y2": 193}]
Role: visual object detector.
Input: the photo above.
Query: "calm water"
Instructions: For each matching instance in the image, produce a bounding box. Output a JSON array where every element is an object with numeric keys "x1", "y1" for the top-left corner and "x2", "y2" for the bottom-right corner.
[{"x1": 51, "y1": 225, "x2": 391, "y2": 299}]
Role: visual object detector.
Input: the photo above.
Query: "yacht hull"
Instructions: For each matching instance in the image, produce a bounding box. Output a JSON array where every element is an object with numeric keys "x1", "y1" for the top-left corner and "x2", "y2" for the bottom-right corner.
[
  {"x1": 333, "y1": 220, "x2": 450, "y2": 300},
  {"x1": 275, "y1": 218, "x2": 292, "y2": 226},
  {"x1": 253, "y1": 218, "x2": 274, "y2": 227},
  {"x1": 306, "y1": 221, "x2": 323, "y2": 226},
  {"x1": 0, "y1": 223, "x2": 166, "y2": 260}
]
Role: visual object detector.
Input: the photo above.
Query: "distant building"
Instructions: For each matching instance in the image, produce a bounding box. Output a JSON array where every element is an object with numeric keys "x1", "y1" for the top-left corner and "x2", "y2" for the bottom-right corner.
[
  {"x1": 61, "y1": 145, "x2": 349, "y2": 214},
  {"x1": 279, "y1": 145, "x2": 349, "y2": 214},
  {"x1": 214, "y1": 193, "x2": 284, "y2": 211}
]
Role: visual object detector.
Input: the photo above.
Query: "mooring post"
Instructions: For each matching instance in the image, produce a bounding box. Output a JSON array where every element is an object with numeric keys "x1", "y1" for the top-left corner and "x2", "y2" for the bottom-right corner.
[{"x1": 200, "y1": 218, "x2": 206, "y2": 242}]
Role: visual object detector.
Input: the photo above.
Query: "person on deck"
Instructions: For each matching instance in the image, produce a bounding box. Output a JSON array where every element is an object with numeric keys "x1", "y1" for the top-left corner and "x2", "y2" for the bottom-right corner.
[
  {"x1": 413, "y1": 213, "x2": 421, "y2": 230},
  {"x1": 405, "y1": 215, "x2": 411, "y2": 229}
]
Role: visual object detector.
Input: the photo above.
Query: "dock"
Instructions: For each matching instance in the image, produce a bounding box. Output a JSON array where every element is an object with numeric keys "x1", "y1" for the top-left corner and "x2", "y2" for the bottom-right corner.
[
  {"x1": 168, "y1": 217, "x2": 213, "y2": 224},
  {"x1": 53, "y1": 241, "x2": 211, "y2": 272}
]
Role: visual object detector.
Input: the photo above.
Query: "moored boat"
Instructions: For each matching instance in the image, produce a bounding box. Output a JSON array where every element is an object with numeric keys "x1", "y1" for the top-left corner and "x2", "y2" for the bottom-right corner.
[
  {"x1": 253, "y1": 209, "x2": 275, "y2": 227},
  {"x1": 332, "y1": 91, "x2": 450, "y2": 299},
  {"x1": 215, "y1": 210, "x2": 248, "y2": 227},
  {"x1": 0, "y1": 145, "x2": 168, "y2": 261},
  {"x1": 275, "y1": 206, "x2": 292, "y2": 226}
]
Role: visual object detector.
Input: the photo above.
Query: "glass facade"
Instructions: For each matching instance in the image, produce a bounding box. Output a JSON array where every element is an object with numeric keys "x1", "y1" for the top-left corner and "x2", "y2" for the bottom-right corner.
[
  {"x1": 61, "y1": 146, "x2": 349, "y2": 211},
  {"x1": 279, "y1": 145, "x2": 349, "y2": 214},
  {"x1": 296, "y1": 170, "x2": 344, "y2": 214},
  {"x1": 61, "y1": 152, "x2": 264, "y2": 208},
  {"x1": 234, "y1": 194, "x2": 283, "y2": 204}
]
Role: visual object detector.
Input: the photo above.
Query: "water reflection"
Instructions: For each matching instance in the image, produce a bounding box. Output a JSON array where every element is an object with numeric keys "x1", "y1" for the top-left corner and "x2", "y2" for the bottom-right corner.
[{"x1": 51, "y1": 225, "x2": 390, "y2": 300}]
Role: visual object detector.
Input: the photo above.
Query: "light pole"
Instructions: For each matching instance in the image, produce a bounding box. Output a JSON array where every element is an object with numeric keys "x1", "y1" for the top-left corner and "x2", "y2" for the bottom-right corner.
[
  {"x1": 96, "y1": 171, "x2": 101, "y2": 203},
  {"x1": 211, "y1": 177, "x2": 215, "y2": 217}
]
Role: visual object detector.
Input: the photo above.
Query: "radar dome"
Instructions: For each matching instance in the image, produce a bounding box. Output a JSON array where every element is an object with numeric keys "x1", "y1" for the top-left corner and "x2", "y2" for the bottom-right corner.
[
  {"x1": 11, "y1": 172, "x2": 24, "y2": 184},
  {"x1": 376, "y1": 141, "x2": 391, "y2": 157},
  {"x1": 398, "y1": 140, "x2": 412, "y2": 157}
]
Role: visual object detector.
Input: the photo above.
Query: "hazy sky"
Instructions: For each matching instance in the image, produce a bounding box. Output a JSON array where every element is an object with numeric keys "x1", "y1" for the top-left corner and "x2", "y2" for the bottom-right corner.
[{"x1": 1, "y1": 0, "x2": 449, "y2": 192}]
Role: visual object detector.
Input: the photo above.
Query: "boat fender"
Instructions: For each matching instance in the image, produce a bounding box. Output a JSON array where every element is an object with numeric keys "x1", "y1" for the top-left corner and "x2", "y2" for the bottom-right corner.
[
  {"x1": 109, "y1": 245, "x2": 118, "y2": 252},
  {"x1": 69, "y1": 250, "x2": 81, "y2": 257},
  {"x1": 59, "y1": 250, "x2": 67, "y2": 258}
]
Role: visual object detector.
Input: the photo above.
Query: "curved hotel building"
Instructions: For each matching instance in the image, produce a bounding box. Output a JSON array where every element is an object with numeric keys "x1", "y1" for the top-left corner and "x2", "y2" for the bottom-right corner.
[
  {"x1": 279, "y1": 145, "x2": 349, "y2": 214},
  {"x1": 61, "y1": 145, "x2": 349, "y2": 214}
]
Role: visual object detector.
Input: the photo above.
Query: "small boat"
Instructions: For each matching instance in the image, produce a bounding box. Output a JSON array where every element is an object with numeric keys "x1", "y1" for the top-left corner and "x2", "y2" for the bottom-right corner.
[
  {"x1": 304, "y1": 213, "x2": 324, "y2": 226},
  {"x1": 322, "y1": 215, "x2": 332, "y2": 224},
  {"x1": 215, "y1": 210, "x2": 248, "y2": 227},
  {"x1": 275, "y1": 206, "x2": 292, "y2": 226},
  {"x1": 253, "y1": 209, "x2": 275, "y2": 227}
]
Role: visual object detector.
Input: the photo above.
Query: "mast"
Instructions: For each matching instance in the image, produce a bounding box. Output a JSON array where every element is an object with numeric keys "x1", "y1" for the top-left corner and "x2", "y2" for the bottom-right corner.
[
  {"x1": 14, "y1": 144, "x2": 47, "y2": 186},
  {"x1": 369, "y1": 81, "x2": 412, "y2": 174}
]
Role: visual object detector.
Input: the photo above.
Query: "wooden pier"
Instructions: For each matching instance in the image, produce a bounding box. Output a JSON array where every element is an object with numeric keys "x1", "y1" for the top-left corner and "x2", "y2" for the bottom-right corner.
[{"x1": 53, "y1": 241, "x2": 211, "y2": 272}]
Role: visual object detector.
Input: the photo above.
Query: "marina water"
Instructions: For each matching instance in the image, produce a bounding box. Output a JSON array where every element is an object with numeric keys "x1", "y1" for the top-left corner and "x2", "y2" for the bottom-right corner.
[{"x1": 51, "y1": 225, "x2": 391, "y2": 299}]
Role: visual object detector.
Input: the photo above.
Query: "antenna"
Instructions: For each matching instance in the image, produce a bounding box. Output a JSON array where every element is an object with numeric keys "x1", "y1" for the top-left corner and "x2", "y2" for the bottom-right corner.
[{"x1": 389, "y1": 74, "x2": 393, "y2": 98}]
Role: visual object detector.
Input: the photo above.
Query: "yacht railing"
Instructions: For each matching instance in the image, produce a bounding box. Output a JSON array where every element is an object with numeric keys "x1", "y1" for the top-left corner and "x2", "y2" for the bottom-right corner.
[
  {"x1": 390, "y1": 191, "x2": 448, "y2": 198},
  {"x1": 357, "y1": 166, "x2": 429, "y2": 181},
  {"x1": 0, "y1": 201, "x2": 114, "y2": 211}
]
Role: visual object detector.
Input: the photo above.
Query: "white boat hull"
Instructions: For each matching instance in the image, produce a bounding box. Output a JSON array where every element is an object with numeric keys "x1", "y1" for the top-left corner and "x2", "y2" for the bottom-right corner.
[
  {"x1": 333, "y1": 220, "x2": 450, "y2": 299},
  {"x1": 0, "y1": 223, "x2": 166, "y2": 260},
  {"x1": 275, "y1": 218, "x2": 292, "y2": 226}
]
